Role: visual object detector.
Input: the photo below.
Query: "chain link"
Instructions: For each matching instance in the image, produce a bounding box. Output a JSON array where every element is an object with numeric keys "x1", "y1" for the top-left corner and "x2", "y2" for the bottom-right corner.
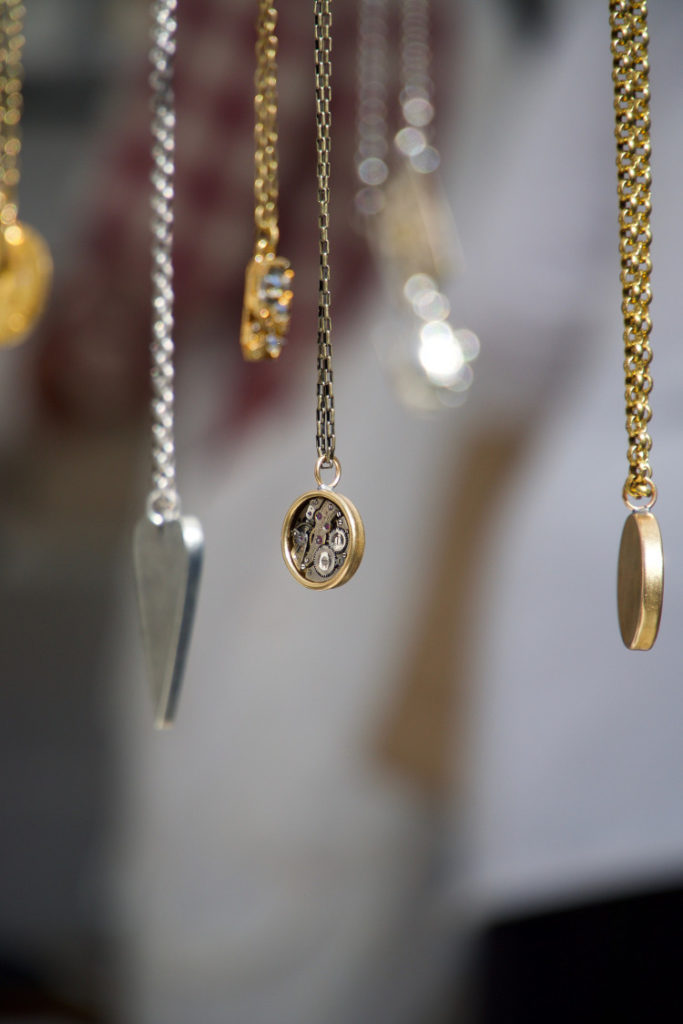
[
  {"x1": 254, "y1": 0, "x2": 280, "y2": 255},
  {"x1": 355, "y1": 0, "x2": 388, "y2": 215},
  {"x1": 400, "y1": 0, "x2": 432, "y2": 110},
  {"x1": 609, "y1": 0, "x2": 655, "y2": 504},
  {"x1": 315, "y1": 0, "x2": 335, "y2": 463},
  {"x1": 0, "y1": 0, "x2": 25, "y2": 225},
  {"x1": 148, "y1": 0, "x2": 180, "y2": 521}
]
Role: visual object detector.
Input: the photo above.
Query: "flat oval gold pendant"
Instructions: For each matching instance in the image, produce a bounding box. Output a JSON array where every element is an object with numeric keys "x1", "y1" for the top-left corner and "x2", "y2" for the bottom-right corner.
[
  {"x1": 0, "y1": 223, "x2": 53, "y2": 347},
  {"x1": 617, "y1": 511, "x2": 663, "y2": 651},
  {"x1": 240, "y1": 254, "x2": 294, "y2": 361},
  {"x1": 282, "y1": 488, "x2": 364, "y2": 590}
]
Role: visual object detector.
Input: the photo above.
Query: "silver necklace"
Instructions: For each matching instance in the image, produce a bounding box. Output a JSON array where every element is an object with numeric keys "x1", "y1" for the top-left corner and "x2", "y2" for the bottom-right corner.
[
  {"x1": 355, "y1": 0, "x2": 480, "y2": 411},
  {"x1": 133, "y1": 0, "x2": 204, "y2": 728}
]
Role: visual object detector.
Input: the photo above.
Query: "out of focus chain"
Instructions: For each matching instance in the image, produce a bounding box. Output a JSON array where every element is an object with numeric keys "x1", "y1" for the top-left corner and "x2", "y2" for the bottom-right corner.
[
  {"x1": 609, "y1": 0, "x2": 655, "y2": 505},
  {"x1": 355, "y1": 0, "x2": 388, "y2": 215},
  {"x1": 355, "y1": 0, "x2": 439, "y2": 217},
  {"x1": 315, "y1": 0, "x2": 335, "y2": 463},
  {"x1": 254, "y1": 0, "x2": 279, "y2": 255},
  {"x1": 148, "y1": 0, "x2": 179, "y2": 521},
  {"x1": 355, "y1": 0, "x2": 479, "y2": 409},
  {"x1": 0, "y1": 0, "x2": 24, "y2": 224},
  {"x1": 399, "y1": 0, "x2": 434, "y2": 132}
]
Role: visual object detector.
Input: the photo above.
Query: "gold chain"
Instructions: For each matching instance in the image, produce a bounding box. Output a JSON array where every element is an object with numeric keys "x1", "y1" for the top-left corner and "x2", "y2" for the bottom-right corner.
[
  {"x1": 240, "y1": 0, "x2": 293, "y2": 362},
  {"x1": 314, "y1": 0, "x2": 335, "y2": 462},
  {"x1": 609, "y1": 0, "x2": 655, "y2": 504},
  {"x1": 254, "y1": 0, "x2": 279, "y2": 255},
  {"x1": 0, "y1": 1, "x2": 52, "y2": 348},
  {"x1": 0, "y1": 0, "x2": 24, "y2": 226}
]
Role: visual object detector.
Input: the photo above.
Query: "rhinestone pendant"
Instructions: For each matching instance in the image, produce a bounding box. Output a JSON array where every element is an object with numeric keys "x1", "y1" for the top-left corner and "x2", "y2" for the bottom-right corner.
[
  {"x1": 0, "y1": 223, "x2": 52, "y2": 347},
  {"x1": 240, "y1": 254, "x2": 294, "y2": 361},
  {"x1": 282, "y1": 458, "x2": 364, "y2": 590},
  {"x1": 133, "y1": 514, "x2": 204, "y2": 727},
  {"x1": 617, "y1": 511, "x2": 663, "y2": 651}
]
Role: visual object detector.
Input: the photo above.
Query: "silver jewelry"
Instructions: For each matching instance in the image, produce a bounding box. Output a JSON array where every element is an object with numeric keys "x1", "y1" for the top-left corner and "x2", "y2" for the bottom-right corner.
[
  {"x1": 133, "y1": 0, "x2": 204, "y2": 728},
  {"x1": 355, "y1": 0, "x2": 480, "y2": 411}
]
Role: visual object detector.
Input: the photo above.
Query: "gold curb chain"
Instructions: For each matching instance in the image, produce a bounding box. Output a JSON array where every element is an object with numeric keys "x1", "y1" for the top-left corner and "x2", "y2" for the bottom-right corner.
[{"x1": 609, "y1": 0, "x2": 655, "y2": 505}]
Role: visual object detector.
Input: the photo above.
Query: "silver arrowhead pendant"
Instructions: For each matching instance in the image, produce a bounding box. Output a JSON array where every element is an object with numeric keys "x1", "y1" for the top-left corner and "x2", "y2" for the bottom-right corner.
[{"x1": 133, "y1": 514, "x2": 204, "y2": 729}]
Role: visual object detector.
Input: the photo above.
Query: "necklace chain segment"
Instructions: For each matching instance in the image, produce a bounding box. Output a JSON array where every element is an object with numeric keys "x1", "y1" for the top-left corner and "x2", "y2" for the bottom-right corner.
[
  {"x1": 0, "y1": 0, "x2": 52, "y2": 347},
  {"x1": 132, "y1": 0, "x2": 204, "y2": 728},
  {"x1": 610, "y1": 0, "x2": 663, "y2": 651},
  {"x1": 240, "y1": 1, "x2": 294, "y2": 362},
  {"x1": 281, "y1": 0, "x2": 364, "y2": 590},
  {"x1": 610, "y1": 0, "x2": 654, "y2": 506},
  {"x1": 314, "y1": 0, "x2": 336, "y2": 462}
]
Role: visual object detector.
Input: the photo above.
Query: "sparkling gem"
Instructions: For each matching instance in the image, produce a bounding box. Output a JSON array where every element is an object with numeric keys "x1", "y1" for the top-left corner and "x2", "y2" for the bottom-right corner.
[
  {"x1": 316, "y1": 512, "x2": 322, "y2": 521},
  {"x1": 315, "y1": 536, "x2": 323, "y2": 545},
  {"x1": 263, "y1": 271, "x2": 285, "y2": 293},
  {"x1": 260, "y1": 267, "x2": 293, "y2": 308}
]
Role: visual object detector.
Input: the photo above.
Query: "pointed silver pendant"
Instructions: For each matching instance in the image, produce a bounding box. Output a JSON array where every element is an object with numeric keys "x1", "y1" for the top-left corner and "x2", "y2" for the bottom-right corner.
[{"x1": 133, "y1": 514, "x2": 204, "y2": 729}]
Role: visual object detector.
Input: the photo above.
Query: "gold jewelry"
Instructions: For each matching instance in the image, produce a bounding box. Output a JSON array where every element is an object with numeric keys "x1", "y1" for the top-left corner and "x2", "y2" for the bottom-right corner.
[
  {"x1": 240, "y1": 0, "x2": 293, "y2": 361},
  {"x1": 610, "y1": 0, "x2": 663, "y2": 650},
  {"x1": 281, "y1": 0, "x2": 365, "y2": 590},
  {"x1": 0, "y1": 0, "x2": 51, "y2": 347}
]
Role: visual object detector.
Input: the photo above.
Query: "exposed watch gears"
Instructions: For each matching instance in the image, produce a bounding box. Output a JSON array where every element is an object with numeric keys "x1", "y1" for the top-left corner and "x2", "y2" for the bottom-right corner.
[{"x1": 282, "y1": 489, "x2": 365, "y2": 590}]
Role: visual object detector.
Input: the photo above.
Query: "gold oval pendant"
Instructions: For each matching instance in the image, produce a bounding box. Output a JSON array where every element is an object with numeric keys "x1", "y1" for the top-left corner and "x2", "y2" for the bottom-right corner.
[
  {"x1": 282, "y1": 489, "x2": 365, "y2": 590},
  {"x1": 617, "y1": 511, "x2": 663, "y2": 651},
  {"x1": 0, "y1": 222, "x2": 53, "y2": 347}
]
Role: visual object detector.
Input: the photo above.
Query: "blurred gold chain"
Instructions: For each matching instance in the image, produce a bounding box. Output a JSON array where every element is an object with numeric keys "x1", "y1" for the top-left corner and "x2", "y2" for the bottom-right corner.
[
  {"x1": 609, "y1": 0, "x2": 655, "y2": 504},
  {"x1": 254, "y1": 0, "x2": 279, "y2": 255},
  {"x1": 0, "y1": 0, "x2": 24, "y2": 225},
  {"x1": 314, "y1": 0, "x2": 335, "y2": 461}
]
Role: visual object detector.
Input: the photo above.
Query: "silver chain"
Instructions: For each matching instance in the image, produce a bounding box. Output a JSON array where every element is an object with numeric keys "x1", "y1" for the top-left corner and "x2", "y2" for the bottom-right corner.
[
  {"x1": 355, "y1": 0, "x2": 479, "y2": 408},
  {"x1": 314, "y1": 0, "x2": 335, "y2": 463},
  {"x1": 400, "y1": 0, "x2": 432, "y2": 113},
  {"x1": 148, "y1": 0, "x2": 180, "y2": 521},
  {"x1": 355, "y1": 0, "x2": 439, "y2": 212},
  {"x1": 355, "y1": 0, "x2": 389, "y2": 215}
]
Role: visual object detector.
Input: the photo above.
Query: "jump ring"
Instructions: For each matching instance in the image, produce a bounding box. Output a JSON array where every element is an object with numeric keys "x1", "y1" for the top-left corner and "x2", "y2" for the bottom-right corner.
[
  {"x1": 314, "y1": 454, "x2": 341, "y2": 490},
  {"x1": 622, "y1": 480, "x2": 657, "y2": 511}
]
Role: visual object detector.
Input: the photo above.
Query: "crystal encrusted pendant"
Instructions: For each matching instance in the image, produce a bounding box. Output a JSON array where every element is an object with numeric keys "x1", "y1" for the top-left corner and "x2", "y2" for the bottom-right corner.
[
  {"x1": 0, "y1": 222, "x2": 52, "y2": 347},
  {"x1": 240, "y1": 254, "x2": 294, "y2": 360}
]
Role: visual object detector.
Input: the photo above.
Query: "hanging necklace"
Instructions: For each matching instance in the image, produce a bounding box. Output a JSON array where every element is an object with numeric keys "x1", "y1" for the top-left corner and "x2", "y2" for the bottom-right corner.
[
  {"x1": 281, "y1": 0, "x2": 365, "y2": 590},
  {"x1": 240, "y1": 0, "x2": 294, "y2": 361},
  {"x1": 610, "y1": 0, "x2": 663, "y2": 651},
  {"x1": 354, "y1": 0, "x2": 479, "y2": 412},
  {"x1": 133, "y1": 0, "x2": 204, "y2": 727},
  {"x1": 0, "y1": 0, "x2": 51, "y2": 347}
]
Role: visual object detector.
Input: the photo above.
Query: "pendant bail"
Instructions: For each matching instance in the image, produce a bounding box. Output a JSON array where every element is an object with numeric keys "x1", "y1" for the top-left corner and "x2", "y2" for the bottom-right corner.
[
  {"x1": 314, "y1": 454, "x2": 341, "y2": 490},
  {"x1": 622, "y1": 480, "x2": 657, "y2": 512}
]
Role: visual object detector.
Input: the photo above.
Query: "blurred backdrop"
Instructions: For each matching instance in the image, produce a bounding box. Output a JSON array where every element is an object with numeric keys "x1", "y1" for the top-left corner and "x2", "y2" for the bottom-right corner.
[{"x1": 1, "y1": 0, "x2": 682, "y2": 1021}]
